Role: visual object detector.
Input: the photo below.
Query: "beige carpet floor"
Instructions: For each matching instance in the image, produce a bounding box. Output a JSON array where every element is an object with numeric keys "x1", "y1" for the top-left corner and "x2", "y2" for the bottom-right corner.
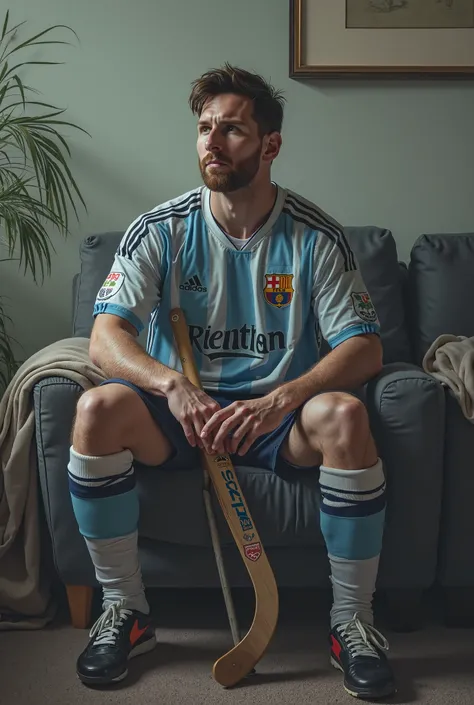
[{"x1": 1, "y1": 588, "x2": 474, "y2": 705}]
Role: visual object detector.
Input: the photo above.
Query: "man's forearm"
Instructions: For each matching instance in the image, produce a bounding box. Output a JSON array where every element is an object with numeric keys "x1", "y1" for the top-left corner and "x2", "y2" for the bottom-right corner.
[
  {"x1": 270, "y1": 334, "x2": 383, "y2": 413},
  {"x1": 90, "y1": 325, "x2": 181, "y2": 397}
]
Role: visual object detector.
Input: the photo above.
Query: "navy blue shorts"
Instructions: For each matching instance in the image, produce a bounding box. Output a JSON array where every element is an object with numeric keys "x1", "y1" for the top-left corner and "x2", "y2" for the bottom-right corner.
[{"x1": 100, "y1": 378, "x2": 312, "y2": 474}]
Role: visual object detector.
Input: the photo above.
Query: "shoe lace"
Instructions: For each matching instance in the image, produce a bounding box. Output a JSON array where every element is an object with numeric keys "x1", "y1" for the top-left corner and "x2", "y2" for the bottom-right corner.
[
  {"x1": 339, "y1": 612, "x2": 389, "y2": 659},
  {"x1": 89, "y1": 599, "x2": 132, "y2": 647}
]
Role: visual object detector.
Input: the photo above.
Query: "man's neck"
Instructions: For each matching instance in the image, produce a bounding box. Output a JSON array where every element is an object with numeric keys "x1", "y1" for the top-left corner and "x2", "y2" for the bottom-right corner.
[{"x1": 209, "y1": 181, "x2": 277, "y2": 239}]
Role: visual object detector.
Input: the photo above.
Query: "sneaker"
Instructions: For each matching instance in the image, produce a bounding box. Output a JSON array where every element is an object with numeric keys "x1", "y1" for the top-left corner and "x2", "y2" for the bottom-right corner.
[
  {"x1": 330, "y1": 612, "x2": 396, "y2": 700},
  {"x1": 77, "y1": 600, "x2": 156, "y2": 685}
]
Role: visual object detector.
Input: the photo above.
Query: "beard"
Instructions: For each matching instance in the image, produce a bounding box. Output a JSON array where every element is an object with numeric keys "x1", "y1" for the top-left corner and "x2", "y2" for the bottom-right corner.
[{"x1": 199, "y1": 146, "x2": 262, "y2": 193}]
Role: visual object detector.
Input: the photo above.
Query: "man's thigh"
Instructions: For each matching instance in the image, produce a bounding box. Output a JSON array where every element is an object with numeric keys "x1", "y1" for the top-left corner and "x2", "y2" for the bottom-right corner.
[
  {"x1": 100, "y1": 378, "x2": 200, "y2": 470},
  {"x1": 97, "y1": 382, "x2": 296, "y2": 474},
  {"x1": 98, "y1": 381, "x2": 364, "y2": 475}
]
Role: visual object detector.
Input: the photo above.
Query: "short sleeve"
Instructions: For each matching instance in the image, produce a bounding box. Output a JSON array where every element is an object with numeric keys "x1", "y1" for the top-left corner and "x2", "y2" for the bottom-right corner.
[
  {"x1": 93, "y1": 220, "x2": 164, "y2": 334},
  {"x1": 312, "y1": 230, "x2": 380, "y2": 349}
]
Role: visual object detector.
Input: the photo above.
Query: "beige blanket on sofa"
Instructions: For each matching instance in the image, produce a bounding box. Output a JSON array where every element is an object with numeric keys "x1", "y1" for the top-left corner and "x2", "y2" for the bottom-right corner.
[
  {"x1": 0, "y1": 337, "x2": 106, "y2": 629},
  {"x1": 423, "y1": 334, "x2": 474, "y2": 423}
]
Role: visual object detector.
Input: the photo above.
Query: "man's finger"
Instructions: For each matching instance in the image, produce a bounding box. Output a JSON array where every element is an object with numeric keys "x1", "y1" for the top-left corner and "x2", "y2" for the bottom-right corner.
[
  {"x1": 192, "y1": 414, "x2": 206, "y2": 450},
  {"x1": 190, "y1": 403, "x2": 220, "y2": 452},
  {"x1": 211, "y1": 415, "x2": 242, "y2": 451},
  {"x1": 201, "y1": 406, "x2": 234, "y2": 438},
  {"x1": 181, "y1": 419, "x2": 197, "y2": 448},
  {"x1": 202, "y1": 401, "x2": 221, "y2": 423},
  {"x1": 201, "y1": 425, "x2": 217, "y2": 454},
  {"x1": 228, "y1": 416, "x2": 255, "y2": 454}
]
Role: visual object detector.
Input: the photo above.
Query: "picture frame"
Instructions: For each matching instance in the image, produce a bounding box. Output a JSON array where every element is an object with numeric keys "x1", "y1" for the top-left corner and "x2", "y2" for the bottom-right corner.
[{"x1": 290, "y1": 0, "x2": 474, "y2": 79}]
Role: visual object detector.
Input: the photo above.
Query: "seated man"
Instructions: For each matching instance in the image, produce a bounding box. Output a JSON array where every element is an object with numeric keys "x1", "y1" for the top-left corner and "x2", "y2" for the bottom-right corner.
[{"x1": 68, "y1": 63, "x2": 395, "y2": 700}]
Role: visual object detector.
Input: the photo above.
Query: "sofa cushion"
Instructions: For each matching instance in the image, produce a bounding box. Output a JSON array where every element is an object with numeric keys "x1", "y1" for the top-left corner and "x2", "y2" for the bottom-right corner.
[
  {"x1": 408, "y1": 233, "x2": 474, "y2": 363},
  {"x1": 344, "y1": 227, "x2": 412, "y2": 364},
  {"x1": 136, "y1": 464, "x2": 324, "y2": 549}
]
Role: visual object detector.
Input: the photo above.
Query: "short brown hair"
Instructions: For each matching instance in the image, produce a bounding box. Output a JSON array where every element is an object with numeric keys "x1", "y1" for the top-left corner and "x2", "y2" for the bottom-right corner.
[{"x1": 189, "y1": 63, "x2": 285, "y2": 136}]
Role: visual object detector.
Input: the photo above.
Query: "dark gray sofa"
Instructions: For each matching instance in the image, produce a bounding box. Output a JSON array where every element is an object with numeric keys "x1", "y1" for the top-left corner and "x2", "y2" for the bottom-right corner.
[
  {"x1": 34, "y1": 227, "x2": 447, "y2": 629},
  {"x1": 408, "y1": 233, "x2": 474, "y2": 626}
]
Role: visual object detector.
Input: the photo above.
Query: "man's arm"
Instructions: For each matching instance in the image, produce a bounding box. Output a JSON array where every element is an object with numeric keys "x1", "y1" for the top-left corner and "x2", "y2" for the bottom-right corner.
[
  {"x1": 90, "y1": 313, "x2": 222, "y2": 448},
  {"x1": 200, "y1": 333, "x2": 383, "y2": 455},
  {"x1": 268, "y1": 333, "x2": 383, "y2": 414},
  {"x1": 276, "y1": 220, "x2": 384, "y2": 411},
  {"x1": 89, "y1": 313, "x2": 181, "y2": 396}
]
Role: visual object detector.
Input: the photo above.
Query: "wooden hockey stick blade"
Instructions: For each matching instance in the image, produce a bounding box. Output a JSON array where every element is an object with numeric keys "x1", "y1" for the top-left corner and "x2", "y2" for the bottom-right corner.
[
  {"x1": 201, "y1": 451, "x2": 279, "y2": 687},
  {"x1": 170, "y1": 308, "x2": 279, "y2": 687}
]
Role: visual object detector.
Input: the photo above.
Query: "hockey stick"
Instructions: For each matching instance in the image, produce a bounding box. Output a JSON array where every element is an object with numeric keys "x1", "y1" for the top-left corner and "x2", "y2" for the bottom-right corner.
[{"x1": 170, "y1": 308, "x2": 279, "y2": 688}]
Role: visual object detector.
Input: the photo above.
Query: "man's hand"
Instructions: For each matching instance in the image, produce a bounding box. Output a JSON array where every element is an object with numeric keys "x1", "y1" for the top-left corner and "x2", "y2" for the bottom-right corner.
[
  {"x1": 200, "y1": 395, "x2": 289, "y2": 456},
  {"x1": 166, "y1": 378, "x2": 221, "y2": 449}
]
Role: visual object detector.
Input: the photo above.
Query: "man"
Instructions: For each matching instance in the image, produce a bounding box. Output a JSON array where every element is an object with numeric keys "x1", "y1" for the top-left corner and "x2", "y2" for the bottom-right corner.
[{"x1": 68, "y1": 64, "x2": 395, "y2": 699}]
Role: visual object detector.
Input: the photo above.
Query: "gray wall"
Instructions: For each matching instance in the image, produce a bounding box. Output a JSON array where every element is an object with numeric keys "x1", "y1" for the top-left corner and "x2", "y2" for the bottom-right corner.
[{"x1": 3, "y1": 0, "x2": 474, "y2": 360}]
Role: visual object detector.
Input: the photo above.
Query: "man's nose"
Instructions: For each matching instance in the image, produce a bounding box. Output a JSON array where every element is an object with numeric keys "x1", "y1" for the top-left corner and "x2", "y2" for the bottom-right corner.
[{"x1": 205, "y1": 127, "x2": 222, "y2": 152}]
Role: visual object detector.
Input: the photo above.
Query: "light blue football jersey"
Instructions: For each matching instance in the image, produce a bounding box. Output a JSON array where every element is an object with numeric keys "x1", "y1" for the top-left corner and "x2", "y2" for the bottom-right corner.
[{"x1": 93, "y1": 185, "x2": 380, "y2": 396}]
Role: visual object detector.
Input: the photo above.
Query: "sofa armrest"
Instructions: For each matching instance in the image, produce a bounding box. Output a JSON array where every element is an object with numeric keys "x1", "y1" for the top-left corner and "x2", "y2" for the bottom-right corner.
[
  {"x1": 364, "y1": 363, "x2": 446, "y2": 589},
  {"x1": 34, "y1": 376, "x2": 96, "y2": 585}
]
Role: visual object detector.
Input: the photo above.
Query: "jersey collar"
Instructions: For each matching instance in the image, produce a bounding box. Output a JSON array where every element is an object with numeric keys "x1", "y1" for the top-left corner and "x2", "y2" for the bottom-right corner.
[{"x1": 202, "y1": 183, "x2": 287, "y2": 252}]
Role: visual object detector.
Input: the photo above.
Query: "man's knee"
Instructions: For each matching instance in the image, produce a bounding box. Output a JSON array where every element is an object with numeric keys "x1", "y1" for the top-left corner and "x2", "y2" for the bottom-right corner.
[
  {"x1": 72, "y1": 385, "x2": 132, "y2": 445},
  {"x1": 71, "y1": 384, "x2": 172, "y2": 465},
  {"x1": 75, "y1": 386, "x2": 115, "y2": 426},
  {"x1": 302, "y1": 392, "x2": 369, "y2": 442}
]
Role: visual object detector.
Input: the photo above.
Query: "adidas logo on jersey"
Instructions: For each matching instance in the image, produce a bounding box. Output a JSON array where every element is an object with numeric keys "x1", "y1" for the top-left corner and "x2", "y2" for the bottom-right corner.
[{"x1": 180, "y1": 275, "x2": 207, "y2": 293}]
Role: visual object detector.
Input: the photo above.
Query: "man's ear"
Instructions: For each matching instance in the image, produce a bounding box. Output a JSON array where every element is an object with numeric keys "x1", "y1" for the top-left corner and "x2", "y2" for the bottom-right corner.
[{"x1": 262, "y1": 132, "x2": 282, "y2": 163}]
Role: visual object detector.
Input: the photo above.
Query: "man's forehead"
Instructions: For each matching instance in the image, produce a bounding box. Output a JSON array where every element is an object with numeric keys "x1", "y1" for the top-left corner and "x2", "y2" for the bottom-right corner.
[{"x1": 199, "y1": 94, "x2": 254, "y2": 123}]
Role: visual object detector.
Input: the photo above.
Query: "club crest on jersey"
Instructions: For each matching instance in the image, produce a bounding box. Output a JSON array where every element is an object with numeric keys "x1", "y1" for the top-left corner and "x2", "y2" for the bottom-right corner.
[
  {"x1": 351, "y1": 292, "x2": 377, "y2": 323},
  {"x1": 264, "y1": 273, "x2": 294, "y2": 309},
  {"x1": 97, "y1": 272, "x2": 125, "y2": 301},
  {"x1": 244, "y1": 542, "x2": 262, "y2": 562}
]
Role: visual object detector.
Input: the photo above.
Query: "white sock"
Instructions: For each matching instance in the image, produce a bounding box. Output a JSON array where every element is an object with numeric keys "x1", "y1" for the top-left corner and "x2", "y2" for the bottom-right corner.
[
  {"x1": 68, "y1": 447, "x2": 149, "y2": 614},
  {"x1": 85, "y1": 532, "x2": 150, "y2": 614}
]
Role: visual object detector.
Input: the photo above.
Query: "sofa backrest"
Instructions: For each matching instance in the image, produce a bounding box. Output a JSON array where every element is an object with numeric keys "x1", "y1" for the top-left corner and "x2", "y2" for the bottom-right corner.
[
  {"x1": 73, "y1": 232, "x2": 124, "y2": 338},
  {"x1": 408, "y1": 233, "x2": 474, "y2": 364},
  {"x1": 72, "y1": 226, "x2": 412, "y2": 364},
  {"x1": 344, "y1": 226, "x2": 412, "y2": 364}
]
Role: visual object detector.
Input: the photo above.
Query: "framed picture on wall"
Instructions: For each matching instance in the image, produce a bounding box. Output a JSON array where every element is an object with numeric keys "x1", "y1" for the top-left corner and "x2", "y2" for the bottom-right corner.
[{"x1": 290, "y1": 0, "x2": 474, "y2": 78}]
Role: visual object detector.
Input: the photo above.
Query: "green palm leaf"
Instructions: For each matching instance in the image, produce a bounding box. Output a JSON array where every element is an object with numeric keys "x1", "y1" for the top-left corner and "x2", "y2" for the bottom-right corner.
[{"x1": 0, "y1": 11, "x2": 87, "y2": 393}]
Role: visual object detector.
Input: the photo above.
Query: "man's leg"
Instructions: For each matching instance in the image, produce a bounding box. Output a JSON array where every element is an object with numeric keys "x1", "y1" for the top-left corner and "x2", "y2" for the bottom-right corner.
[
  {"x1": 280, "y1": 391, "x2": 395, "y2": 700},
  {"x1": 68, "y1": 381, "x2": 173, "y2": 686}
]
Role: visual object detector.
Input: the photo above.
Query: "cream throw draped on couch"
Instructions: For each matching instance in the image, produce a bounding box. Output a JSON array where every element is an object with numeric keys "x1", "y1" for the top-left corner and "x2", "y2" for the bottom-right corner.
[{"x1": 0, "y1": 337, "x2": 106, "y2": 629}]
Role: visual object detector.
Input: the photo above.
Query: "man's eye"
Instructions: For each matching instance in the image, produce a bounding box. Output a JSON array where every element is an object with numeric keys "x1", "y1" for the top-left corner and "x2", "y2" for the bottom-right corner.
[{"x1": 200, "y1": 126, "x2": 210, "y2": 134}]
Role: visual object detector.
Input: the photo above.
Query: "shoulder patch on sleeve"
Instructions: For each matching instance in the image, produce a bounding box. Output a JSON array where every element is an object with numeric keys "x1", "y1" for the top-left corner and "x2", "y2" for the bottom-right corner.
[
  {"x1": 97, "y1": 272, "x2": 125, "y2": 301},
  {"x1": 351, "y1": 292, "x2": 377, "y2": 323}
]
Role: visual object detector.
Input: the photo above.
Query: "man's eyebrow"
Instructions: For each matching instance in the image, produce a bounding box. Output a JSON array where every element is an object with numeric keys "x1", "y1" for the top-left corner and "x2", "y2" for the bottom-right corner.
[{"x1": 198, "y1": 118, "x2": 247, "y2": 126}]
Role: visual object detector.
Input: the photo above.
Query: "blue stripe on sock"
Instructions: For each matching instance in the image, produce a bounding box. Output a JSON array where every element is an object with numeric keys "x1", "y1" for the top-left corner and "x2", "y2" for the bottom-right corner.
[
  {"x1": 68, "y1": 474, "x2": 135, "y2": 499},
  {"x1": 319, "y1": 481, "x2": 386, "y2": 497},
  {"x1": 320, "y1": 509, "x2": 386, "y2": 561},
  {"x1": 70, "y1": 489, "x2": 139, "y2": 539},
  {"x1": 68, "y1": 467, "x2": 134, "y2": 484},
  {"x1": 320, "y1": 493, "x2": 386, "y2": 517}
]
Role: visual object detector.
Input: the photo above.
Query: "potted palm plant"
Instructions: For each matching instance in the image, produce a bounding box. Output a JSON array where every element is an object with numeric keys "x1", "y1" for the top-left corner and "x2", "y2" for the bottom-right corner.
[{"x1": 0, "y1": 10, "x2": 87, "y2": 393}]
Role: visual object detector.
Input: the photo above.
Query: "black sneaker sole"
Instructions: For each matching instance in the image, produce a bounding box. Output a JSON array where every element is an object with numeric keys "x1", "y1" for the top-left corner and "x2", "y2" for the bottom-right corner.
[
  {"x1": 78, "y1": 634, "x2": 157, "y2": 686},
  {"x1": 331, "y1": 657, "x2": 396, "y2": 700}
]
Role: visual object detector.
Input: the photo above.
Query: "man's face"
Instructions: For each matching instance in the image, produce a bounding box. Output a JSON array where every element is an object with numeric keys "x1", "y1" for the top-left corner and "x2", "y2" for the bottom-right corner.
[{"x1": 197, "y1": 94, "x2": 266, "y2": 193}]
